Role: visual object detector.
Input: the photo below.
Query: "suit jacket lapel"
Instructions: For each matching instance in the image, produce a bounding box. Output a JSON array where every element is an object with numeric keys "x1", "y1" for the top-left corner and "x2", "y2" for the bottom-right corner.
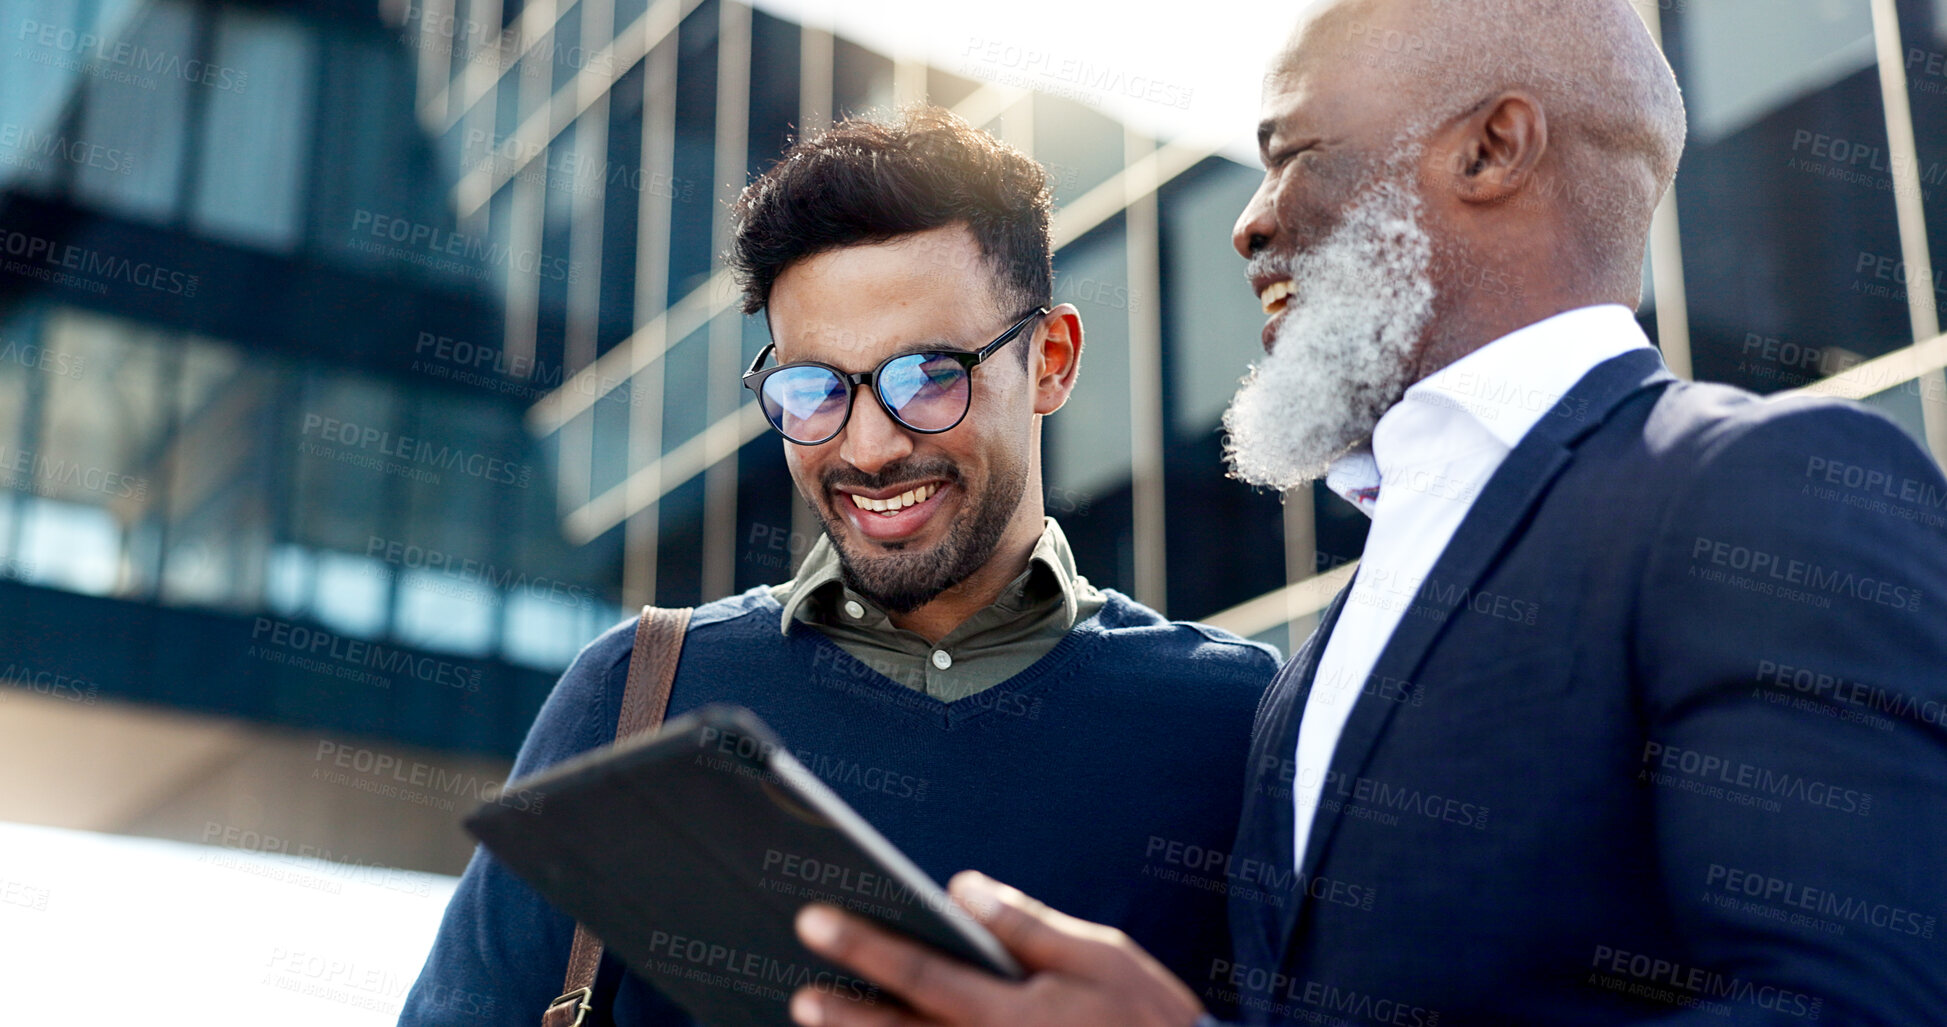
[
  {"x1": 1232, "y1": 579, "x2": 1354, "y2": 969},
  {"x1": 1285, "y1": 348, "x2": 1677, "y2": 928}
]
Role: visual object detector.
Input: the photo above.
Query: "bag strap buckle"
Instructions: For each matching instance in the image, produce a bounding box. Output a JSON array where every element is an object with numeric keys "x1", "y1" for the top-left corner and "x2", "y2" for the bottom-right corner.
[{"x1": 543, "y1": 986, "x2": 593, "y2": 1027}]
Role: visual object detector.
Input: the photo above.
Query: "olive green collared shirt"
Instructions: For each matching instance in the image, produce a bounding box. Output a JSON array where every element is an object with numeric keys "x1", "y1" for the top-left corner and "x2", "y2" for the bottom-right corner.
[{"x1": 768, "y1": 518, "x2": 1107, "y2": 702}]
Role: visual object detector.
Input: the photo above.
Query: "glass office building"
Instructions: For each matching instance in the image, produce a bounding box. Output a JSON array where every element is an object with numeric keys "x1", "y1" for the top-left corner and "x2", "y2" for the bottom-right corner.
[{"x1": 3, "y1": 0, "x2": 1947, "y2": 881}]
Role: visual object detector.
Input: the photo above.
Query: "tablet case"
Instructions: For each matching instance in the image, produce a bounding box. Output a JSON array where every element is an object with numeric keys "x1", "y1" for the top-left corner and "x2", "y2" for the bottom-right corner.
[{"x1": 467, "y1": 702, "x2": 1024, "y2": 1027}]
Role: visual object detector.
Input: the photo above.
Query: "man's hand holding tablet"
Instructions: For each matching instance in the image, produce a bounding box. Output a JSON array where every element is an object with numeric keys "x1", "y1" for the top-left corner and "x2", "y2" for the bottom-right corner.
[{"x1": 790, "y1": 870, "x2": 1207, "y2": 1027}]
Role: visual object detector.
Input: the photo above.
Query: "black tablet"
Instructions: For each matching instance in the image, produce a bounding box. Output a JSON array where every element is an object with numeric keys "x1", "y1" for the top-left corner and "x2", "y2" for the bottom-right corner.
[{"x1": 464, "y1": 704, "x2": 1023, "y2": 1026}]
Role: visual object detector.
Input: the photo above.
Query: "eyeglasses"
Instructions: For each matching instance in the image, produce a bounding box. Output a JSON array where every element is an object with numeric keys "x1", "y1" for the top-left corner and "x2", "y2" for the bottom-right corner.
[{"x1": 742, "y1": 307, "x2": 1049, "y2": 446}]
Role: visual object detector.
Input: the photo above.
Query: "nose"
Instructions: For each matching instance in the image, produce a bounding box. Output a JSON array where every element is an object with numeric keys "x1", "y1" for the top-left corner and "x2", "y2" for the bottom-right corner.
[
  {"x1": 1233, "y1": 178, "x2": 1278, "y2": 259},
  {"x1": 836, "y1": 386, "x2": 914, "y2": 475}
]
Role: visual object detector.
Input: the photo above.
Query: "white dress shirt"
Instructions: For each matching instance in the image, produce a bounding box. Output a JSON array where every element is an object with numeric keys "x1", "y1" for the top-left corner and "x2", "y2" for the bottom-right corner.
[{"x1": 1290, "y1": 305, "x2": 1655, "y2": 869}]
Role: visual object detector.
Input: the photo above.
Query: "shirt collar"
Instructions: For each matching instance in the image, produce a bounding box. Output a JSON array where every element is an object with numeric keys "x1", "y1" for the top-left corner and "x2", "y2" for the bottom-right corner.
[
  {"x1": 1324, "y1": 443, "x2": 1383, "y2": 518},
  {"x1": 1324, "y1": 304, "x2": 1653, "y2": 514},
  {"x1": 1405, "y1": 304, "x2": 1652, "y2": 451},
  {"x1": 775, "y1": 517, "x2": 1093, "y2": 635}
]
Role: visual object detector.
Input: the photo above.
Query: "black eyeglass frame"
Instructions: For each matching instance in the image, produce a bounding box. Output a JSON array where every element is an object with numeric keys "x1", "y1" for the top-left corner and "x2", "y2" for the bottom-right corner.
[{"x1": 741, "y1": 307, "x2": 1050, "y2": 446}]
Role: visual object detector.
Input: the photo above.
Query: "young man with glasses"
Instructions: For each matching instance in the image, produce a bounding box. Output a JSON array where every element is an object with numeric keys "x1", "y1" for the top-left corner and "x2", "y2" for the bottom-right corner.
[{"x1": 399, "y1": 106, "x2": 1279, "y2": 1026}]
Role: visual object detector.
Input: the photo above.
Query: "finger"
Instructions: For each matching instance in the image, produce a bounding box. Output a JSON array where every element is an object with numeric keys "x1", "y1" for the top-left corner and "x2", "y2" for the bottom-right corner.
[
  {"x1": 788, "y1": 985, "x2": 937, "y2": 1027},
  {"x1": 948, "y1": 872, "x2": 1126, "y2": 976},
  {"x1": 952, "y1": 874, "x2": 1207, "y2": 1023},
  {"x1": 797, "y1": 904, "x2": 1017, "y2": 1023}
]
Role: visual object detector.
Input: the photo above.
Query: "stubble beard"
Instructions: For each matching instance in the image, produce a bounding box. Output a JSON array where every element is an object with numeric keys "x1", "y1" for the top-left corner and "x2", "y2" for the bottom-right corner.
[{"x1": 810, "y1": 448, "x2": 1030, "y2": 615}]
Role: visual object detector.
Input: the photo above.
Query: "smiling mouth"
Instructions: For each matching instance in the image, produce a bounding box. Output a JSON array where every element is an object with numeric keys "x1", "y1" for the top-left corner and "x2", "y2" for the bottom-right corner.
[
  {"x1": 847, "y1": 482, "x2": 940, "y2": 515},
  {"x1": 1258, "y1": 278, "x2": 1295, "y2": 316}
]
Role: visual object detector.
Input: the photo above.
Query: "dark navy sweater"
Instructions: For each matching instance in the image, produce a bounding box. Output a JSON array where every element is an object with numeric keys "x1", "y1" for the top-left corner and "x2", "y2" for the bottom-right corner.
[{"x1": 400, "y1": 587, "x2": 1279, "y2": 1025}]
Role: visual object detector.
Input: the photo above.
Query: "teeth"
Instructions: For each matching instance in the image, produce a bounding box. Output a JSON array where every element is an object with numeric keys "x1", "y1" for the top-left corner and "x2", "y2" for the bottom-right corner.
[
  {"x1": 848, "y1": 483, "x2": 939, "y2": 514},
  {"x1": 1258, "y1": 279, "x2": 1295, "y2": 315}
]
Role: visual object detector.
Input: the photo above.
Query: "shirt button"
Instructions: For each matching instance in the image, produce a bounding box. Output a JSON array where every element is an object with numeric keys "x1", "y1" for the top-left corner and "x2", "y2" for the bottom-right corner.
[
  {"x1": 843, "y1": 600, "x2": 865, "y2": 619},
  {"x1": 931, "y1": 650, "x2": 952, "y2": 670}
]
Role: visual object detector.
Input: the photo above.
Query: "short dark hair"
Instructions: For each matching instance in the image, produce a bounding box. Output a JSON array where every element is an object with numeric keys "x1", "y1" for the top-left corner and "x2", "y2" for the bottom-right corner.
[{"x1": 729, "y1": 106, "x2": 1053, "y2": 322}]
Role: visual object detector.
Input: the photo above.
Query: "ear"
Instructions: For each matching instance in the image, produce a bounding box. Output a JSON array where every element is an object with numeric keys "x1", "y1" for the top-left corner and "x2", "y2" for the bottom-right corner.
[
  {"x1": 1437, "y1": 91, "x2": 1547, "y2": 205},
  {"x1": 1030, "y1": 304, "x2": 1084, "y2": 416}
]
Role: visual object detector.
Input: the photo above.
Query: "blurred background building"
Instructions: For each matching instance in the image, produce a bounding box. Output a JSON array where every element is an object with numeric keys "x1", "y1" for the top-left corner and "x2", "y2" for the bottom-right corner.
[{"x1": 4, "y1": 0, "x2": 1947, "y2": 1020}]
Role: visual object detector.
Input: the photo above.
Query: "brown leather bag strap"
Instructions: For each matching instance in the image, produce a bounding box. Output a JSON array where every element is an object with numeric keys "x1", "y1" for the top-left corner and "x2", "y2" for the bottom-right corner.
[{"x1": 542, "y1": 605, "x2": 693, "y2": 1027}]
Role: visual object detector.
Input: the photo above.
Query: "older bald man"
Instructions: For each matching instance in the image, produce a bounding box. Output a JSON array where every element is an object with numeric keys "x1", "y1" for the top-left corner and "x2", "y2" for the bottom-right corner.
[{"x1": 784, "y1": 2, "x2": 1947, "y2": 1024}]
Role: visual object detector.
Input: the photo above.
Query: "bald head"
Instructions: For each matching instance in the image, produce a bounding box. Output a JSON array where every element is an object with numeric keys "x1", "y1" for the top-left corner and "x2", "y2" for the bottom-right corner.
[
  {"x1": 1277, "y1": 0, "x2": 1686, "y2": 294},
  {"x1": 1223, "y1": 0, "x2": 1688, "y2": 487}
]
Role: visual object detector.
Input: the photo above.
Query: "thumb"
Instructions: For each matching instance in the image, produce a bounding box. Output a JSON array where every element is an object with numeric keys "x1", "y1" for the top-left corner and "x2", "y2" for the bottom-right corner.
[{"x1": 948, "y1": 871, "x2": 1128, "y2": 976}]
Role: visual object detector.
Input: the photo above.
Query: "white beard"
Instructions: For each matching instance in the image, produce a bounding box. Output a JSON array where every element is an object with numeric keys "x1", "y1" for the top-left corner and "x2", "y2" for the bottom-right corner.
[{"x1": 1222, "y1": 177, "x2": 1436, "y2": 491}]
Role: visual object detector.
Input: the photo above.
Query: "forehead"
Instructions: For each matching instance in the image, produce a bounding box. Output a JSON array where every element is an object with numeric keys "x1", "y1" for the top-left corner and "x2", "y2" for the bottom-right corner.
[
  {"x1": 767, "y1": 225, "x2": 1001, "y2": 366},
  {"x1": 1259, "y1": 1, "x2": 1403, "y2": 140}
]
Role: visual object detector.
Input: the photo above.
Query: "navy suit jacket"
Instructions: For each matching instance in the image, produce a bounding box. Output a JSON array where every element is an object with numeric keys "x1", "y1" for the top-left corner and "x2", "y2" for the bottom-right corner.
[{"x1": 1223, "y1": 349, "x2": 1947, "y2": 1026}]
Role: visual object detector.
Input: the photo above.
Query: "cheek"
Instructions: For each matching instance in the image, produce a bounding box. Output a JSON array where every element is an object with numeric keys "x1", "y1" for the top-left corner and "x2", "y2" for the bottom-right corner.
[
  {"x1": 1278, "y1": 190, "x2": 1342, "y2": 243},
  {"x1": 784, "y1": 447, "x2": 823, "y2": 494},
  {"x1": 976, "y1": 365, "x2": 1034, "y2": 413},
  {"x1": 1276, "y1": 154, "x2": 1364, "y2": 240},
  {"x1": 955, "y1": 421, "x2": 1030, "y2": 479},
  {"x1": 1271, "y1": 183, "x2": 1327, "y2": 244},
  {"x1": 927, "y1": 424, "x2": 993, "y2": 483}
]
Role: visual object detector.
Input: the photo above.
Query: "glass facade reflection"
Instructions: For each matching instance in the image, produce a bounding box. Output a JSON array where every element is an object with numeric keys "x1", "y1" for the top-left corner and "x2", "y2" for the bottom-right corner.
[{"x1": 3, "y1": 0, "x2": 1946, "y2": 765}]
